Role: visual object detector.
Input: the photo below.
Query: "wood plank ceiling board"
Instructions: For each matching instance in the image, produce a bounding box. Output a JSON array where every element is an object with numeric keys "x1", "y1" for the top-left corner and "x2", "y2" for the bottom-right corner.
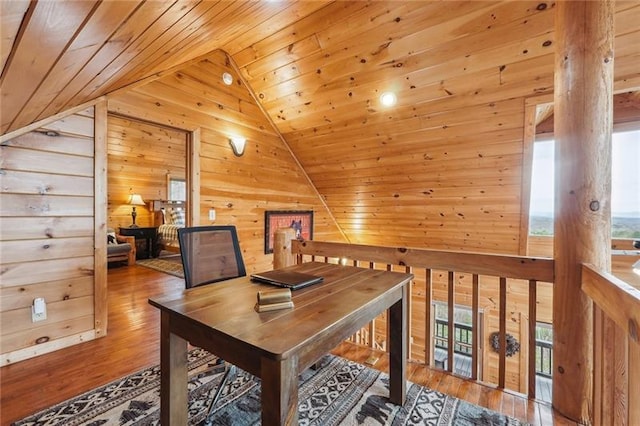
[
  {"x1": 11, "y1": 0, "x2": 142, "y2": 131},
  {"x1": 33, "y1": 0, "x2": 177, "y2": 125},
  {"x1": 0, "y1": 0, "x2": 30, "y2": 72},
  {"x1": 78, "y1": 0, "x2": 212, "y2": 102},
  {"x1": 99, "y1": 1, "x2": 239, "y2": 95},
  {"x1": 221, "y1": 0, "x2": 334, "y2": 58},
  {"x1": 0, "y1": 0, "x2": 99, "y2": 133},
  {"x1": 258, "y1": 6, "x2": 554, "y2": 135},
  {"x1": 137, "y1": 0, "x2": 323, "y2": 89},
  {"x1": 62, "y1": 0, "x2": 203, "y2": 113},
  {"x1": 231, "y1": 1, "x2": 369, "y2": 70}
]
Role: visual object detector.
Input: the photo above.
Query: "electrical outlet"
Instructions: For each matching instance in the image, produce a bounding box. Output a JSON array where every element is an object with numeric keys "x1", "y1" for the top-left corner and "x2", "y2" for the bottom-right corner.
[
  {"x1": 208, "y1": 209, "x2": 216, "y2": 221},
  {"x1": 32, "y1": 298, "x2": 47, "y2": 322}
]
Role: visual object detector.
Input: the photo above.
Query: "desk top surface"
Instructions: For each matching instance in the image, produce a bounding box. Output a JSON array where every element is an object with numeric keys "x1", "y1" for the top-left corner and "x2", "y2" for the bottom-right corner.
[{"x1": 149, "y1": 262, "x2": 413, "y2": 359}]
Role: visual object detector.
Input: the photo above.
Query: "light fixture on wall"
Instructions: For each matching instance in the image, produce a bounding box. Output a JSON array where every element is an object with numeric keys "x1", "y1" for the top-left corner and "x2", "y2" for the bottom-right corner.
[
  {"x1": 229, "y1": 137, "x2": 246, "y2": 157},
  {"x1": 222, "y1": 72, "x2": 234, "y2": 86},
  {"x1": 127, "y1": 194, "x2": 146, "y2": 228}
]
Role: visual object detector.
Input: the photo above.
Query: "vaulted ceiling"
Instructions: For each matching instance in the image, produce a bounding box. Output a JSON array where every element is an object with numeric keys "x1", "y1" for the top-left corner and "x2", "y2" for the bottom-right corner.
[{"x1": 2, "y1": 1, "x2": 639, "y2": 252}]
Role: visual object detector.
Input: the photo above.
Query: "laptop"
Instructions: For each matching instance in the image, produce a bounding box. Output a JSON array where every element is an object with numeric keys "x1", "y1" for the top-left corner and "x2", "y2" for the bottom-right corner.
[{"x1": 250, "y1": 269, "x2": 324, "y2": 290}]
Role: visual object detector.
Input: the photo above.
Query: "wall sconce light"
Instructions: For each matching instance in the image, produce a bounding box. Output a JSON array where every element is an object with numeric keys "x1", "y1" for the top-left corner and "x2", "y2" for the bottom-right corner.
[
  {"x1": 222, "y1": 72, "x2": 234, "y2": 86},
  {"x1": 229, "y1": 137, "x2": 246, "y2": 157},
  {"x1": 127, "y1": 194, "x2": 146, "y2": 228}
]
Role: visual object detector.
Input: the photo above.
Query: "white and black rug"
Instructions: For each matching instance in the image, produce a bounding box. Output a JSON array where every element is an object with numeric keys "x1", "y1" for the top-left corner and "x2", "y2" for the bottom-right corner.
[{"x1": 13, "y1": 348, "x2": 526, "y2": 425}]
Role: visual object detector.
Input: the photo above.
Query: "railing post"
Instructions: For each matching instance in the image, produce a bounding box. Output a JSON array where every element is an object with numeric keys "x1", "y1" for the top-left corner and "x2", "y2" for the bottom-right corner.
[
  {"x1": 273, "y1": 227, "x2": 297, "y2": 269},
  {"x1": 554, "y1": 1, "x2": 614, "y2": 423}
]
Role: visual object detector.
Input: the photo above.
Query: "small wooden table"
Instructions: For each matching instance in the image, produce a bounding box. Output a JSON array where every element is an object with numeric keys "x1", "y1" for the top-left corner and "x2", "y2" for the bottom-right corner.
[
  {"x1": 119, "y1": 226, "x2": 157, "y2": 259},
  {"x1": 148, "y1": 261, "x2": 413, "y2": 425}
]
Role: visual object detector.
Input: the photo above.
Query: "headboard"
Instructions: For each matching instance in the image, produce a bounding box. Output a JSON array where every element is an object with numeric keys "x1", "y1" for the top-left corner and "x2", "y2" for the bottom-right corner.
[{"x1": 151, "y1": 200, "x2": 186, "y2": 226}]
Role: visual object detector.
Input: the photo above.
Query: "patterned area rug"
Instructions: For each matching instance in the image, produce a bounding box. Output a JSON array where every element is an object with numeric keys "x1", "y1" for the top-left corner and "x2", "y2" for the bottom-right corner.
[
  {"x1": 13, "y1": 349, "x2": 526, "y2": 426},
  {"x1": 137, "y1": 255, "x2": 184, "y2": 278}
]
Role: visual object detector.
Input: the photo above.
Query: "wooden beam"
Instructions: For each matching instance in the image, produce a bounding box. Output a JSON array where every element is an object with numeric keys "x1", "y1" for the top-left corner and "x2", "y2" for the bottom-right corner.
[
  {"x1": 553, "y1": 1, "x2": 614, "y2": 423},
  {"x1": 94, "y1": 101, "x2": 108, "y2": 338}
]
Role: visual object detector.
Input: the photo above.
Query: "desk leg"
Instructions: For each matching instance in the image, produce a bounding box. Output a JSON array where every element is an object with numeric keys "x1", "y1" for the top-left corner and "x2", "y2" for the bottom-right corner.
[
  {"x1": 388, "y1": 284, "x2": 407, "y2": 405},
  {"x1": 160, "y1": 312, "x2": 188, "y2": 425},
  {"x1": 261, "y1": 356, "x2": 299, "y2": 426}
]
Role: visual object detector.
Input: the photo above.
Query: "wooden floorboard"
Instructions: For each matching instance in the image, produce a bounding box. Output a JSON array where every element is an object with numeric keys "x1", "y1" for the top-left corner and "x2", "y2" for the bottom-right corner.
[{"x1": 0, "y1": 264, "x2": 579, "y2": 425}]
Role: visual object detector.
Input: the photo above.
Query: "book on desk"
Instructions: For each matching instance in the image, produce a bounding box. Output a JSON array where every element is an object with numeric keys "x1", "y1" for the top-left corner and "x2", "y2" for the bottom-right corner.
[{"x1": 254, "y1": 288, "x2": 294, "y2": 312}]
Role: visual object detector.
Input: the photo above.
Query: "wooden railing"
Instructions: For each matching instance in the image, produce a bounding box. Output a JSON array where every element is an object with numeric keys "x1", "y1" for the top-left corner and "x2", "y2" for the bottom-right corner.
[
  {"x1": 288, "y1": 240, "x2": 554, "y2": 398},
  {"x1": 582, "y1": 264, "x2": 640, "y2": 425}
]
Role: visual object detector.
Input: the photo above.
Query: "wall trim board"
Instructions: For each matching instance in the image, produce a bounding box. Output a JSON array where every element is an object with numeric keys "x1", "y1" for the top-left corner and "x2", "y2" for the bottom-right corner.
[
  {"x1": 0, "y1": 97, "x2": 104, "y2": 144},
  {"x1": 0, "y1": 330, "x2": 96, "y2": 366}
]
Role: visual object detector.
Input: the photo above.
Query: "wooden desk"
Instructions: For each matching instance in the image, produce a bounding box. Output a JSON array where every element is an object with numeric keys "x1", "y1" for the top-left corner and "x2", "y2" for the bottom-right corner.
[{"x1": 148, "y1": 261, "x2": 413, "y2": 425}]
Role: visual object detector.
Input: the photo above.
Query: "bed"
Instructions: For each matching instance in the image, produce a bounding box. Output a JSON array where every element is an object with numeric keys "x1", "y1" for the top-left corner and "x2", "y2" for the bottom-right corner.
[{"x1": 152, "y1": 200, "x2": 186, "y2": 254}]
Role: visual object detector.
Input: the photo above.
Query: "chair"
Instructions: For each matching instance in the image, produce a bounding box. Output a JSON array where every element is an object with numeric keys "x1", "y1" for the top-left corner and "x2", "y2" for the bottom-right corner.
[
  {"x1": 107, "y1": 228, "x2": 136, "y2": 265},
  {"x1": 177, "y1": 225, "x2": 246, "y2": 416}
]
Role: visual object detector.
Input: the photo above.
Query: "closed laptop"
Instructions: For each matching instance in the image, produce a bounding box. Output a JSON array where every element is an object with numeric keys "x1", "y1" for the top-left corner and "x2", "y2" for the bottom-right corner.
[{"x1": 250, "y1": 270, "x2": 323, "y2": 290}]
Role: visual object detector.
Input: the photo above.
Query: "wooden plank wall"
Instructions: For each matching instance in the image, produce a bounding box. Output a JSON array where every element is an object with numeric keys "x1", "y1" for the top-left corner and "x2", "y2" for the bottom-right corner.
[
  {"x1": 229, "y1": 1, "x2": 640, "y2": 256},
  {"x1": 108, "y1": 49, "x2": 346, "y2": 273},
  {"x1": 231, "y1": 1, "x2": 553, "y2": 255},
  {"x1": 0, "y1": 109, "x2": 99, "y2": 365},
  {"x1": 107, "y1": 116, "x2": 187, "y2": 230}
]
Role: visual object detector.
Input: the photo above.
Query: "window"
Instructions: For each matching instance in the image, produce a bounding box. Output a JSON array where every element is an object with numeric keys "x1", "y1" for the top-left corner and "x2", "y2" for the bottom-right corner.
[
  {"x1": 168, "y1": 177, "x2": 186, "y2": 201},
  {"x1": 529, "y1": 128, "x2": 640, "y2": 237}
]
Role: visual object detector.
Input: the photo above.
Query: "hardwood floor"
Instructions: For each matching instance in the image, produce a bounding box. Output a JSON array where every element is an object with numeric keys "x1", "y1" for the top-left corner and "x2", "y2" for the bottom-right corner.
[{"x1": 0, "y1": 264, "x2": 579, "y2": 425}]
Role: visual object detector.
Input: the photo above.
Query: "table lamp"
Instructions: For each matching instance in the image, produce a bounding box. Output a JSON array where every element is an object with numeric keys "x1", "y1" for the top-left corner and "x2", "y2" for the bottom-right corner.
[{"x1": 127, "y1": 194, "x2": 145, "y2": 228}]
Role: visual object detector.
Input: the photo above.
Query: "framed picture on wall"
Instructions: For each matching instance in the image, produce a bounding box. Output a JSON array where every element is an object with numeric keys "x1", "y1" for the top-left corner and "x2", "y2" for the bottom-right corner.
[{"x1": 264, "y1": 210, "x2": 314, "y2": 254}]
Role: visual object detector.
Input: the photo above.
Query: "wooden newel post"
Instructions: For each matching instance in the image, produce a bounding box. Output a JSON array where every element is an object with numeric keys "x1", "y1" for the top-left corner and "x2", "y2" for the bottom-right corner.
[
  {"x1": 273, "y1": 227, "x2": 297, "y2": 269},
  {"x1": 553, "y1": 0, "x2": 614, "y2": 424}
]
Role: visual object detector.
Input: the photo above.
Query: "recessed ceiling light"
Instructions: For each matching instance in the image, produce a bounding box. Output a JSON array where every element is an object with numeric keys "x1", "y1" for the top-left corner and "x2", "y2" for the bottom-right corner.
[
  {"x1": 380, "y1": 91, "x2": 397, "y2": 107},
  {"x1": 222, "y1": 72, "x2": 233, "y2": 86}
]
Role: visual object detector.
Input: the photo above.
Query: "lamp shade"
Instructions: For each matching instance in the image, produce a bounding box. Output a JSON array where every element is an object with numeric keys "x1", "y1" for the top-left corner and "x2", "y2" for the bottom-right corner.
[
  {"x1": 127, "y1": 194, "x2": 145, "y2": 206},
  {"x1": 229, "y1": 137, "x2": 246, "y2": 156}
]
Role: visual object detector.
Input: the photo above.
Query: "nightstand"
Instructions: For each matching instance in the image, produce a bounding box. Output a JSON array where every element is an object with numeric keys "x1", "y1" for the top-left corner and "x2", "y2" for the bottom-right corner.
[{"x1": 119, "y1": 226, "x2": 158, "y2": 259}]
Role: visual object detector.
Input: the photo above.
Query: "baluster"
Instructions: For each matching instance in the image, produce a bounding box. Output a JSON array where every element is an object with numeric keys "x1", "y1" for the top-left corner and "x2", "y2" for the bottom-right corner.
[
  {"x1": 385, "y1": 264, "x2": 392, "y2": 353},
  {"x1": 471, "y1": 273, "x2": 479, "y2": 380},
  {"x1": 499, "y1": 277, "x2": 507, "y2": 388},
  {"x1": 425, "y1": 268, "x2": 433, "y2": 366},
  {"x1": 447, "y1": 271, "x2": 455, "y2": 373},
  {"x1": 528, "y1": 279, "x2": 537, "y2": 398},
  {"x1": 406, "y1": 265, "x2": 412, "y2": 360},
  {"x1": 368, "y1": 261, "x2": 375, "y2": 349}
]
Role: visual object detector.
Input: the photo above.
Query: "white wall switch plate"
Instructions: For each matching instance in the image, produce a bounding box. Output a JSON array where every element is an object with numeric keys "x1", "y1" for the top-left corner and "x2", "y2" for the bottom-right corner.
[{"x1": 32, "y1": 297, "x2": 47, "y2": 322}]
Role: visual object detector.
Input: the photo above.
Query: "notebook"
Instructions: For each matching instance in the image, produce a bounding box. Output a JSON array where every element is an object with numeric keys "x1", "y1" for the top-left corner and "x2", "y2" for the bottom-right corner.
[{"x1": 250, "y1": 270, "x2": 324, "y2": 290}]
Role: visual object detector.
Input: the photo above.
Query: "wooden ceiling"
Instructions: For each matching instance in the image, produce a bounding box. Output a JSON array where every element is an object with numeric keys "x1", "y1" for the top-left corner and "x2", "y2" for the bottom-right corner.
[{"x1": 2, "y1": 1, "x2": 639, "y2": 251}]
